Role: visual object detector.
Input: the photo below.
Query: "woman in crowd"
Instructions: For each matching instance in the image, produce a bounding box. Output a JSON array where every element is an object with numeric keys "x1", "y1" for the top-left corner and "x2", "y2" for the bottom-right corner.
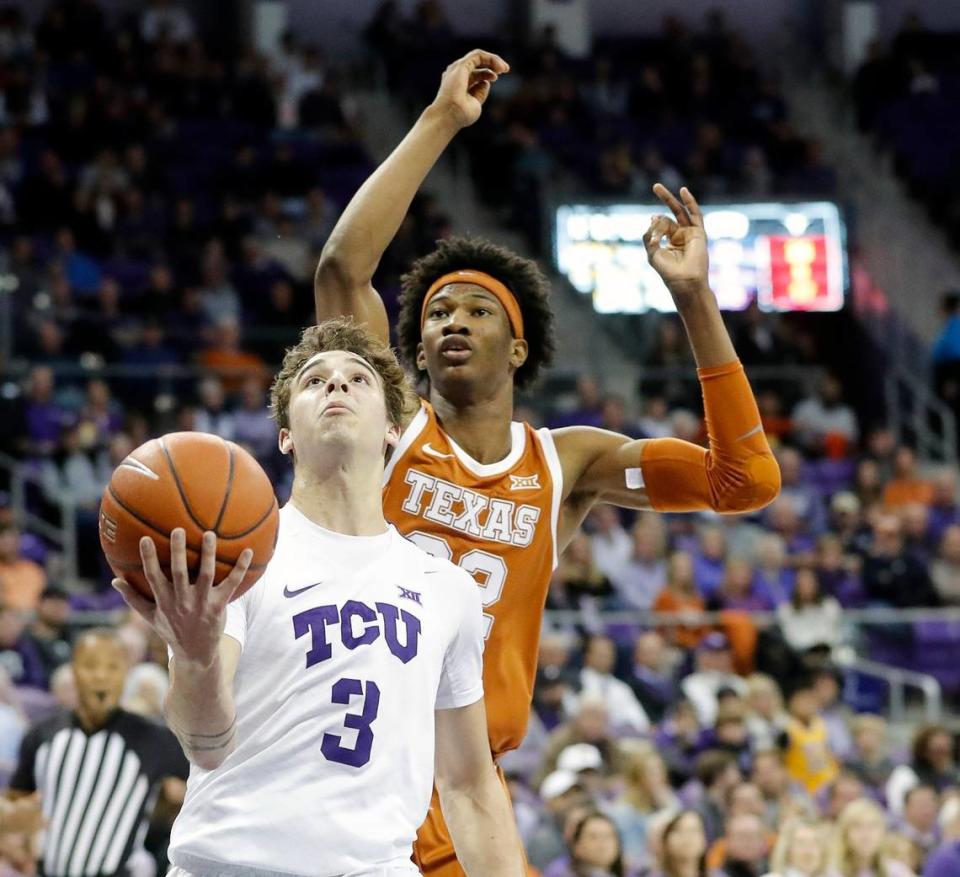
[
  {"x1": 825, "y1": 799, "x2": 916, "y2": 877},
  {"x1": 648, "y1": 810, "x2": 707, "y2": 877},
  {"x1": 745, "y1": 673, "x2": 788, "y2": 752},
  {"x1": 609, "y1": 743, "x2": 681, "y2": 868},
  {"x1": 776, "y1": 567, "x2": 843, "y2": 657},
  {"x1": 553, "y1": 811, "x2": 630, "y2": 877},
  {"x1": 763, "y1": 817, "x2": 828, "y2": 877},
  {"x1": 653, "y1": 551, "x2": 709, "y2": 651},
  {"x1": 886, "y1": 725, "x2": 960, "y2": 816}
]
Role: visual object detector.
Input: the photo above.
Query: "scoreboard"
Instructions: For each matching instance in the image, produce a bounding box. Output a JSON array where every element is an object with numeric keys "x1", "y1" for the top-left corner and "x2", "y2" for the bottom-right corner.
[{"x1": 553, "y1": 201, "x2": 847, "y2": 313}]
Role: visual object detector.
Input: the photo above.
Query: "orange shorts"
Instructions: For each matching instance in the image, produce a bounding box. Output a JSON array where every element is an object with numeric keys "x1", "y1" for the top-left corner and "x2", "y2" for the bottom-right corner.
[{"x1": 412, "y1": 766, "x2": 535, "y2": 876}]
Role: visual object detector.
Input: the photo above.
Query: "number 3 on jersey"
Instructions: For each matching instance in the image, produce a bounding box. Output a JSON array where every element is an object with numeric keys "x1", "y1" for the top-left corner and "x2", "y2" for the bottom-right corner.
[{"x1": 408, "y1": 531, "x2": 505, "y2": 638}]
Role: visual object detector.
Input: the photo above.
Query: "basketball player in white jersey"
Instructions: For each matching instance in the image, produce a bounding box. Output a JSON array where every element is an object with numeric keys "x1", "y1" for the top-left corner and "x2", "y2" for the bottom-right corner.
[{"x1": 111, "y1": 319, "x2": 524, "y2": 877}]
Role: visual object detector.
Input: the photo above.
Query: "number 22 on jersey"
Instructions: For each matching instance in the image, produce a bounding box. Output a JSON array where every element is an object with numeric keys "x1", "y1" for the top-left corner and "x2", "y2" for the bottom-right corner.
[{"x1": 407, "y1": 531, "x2": 504, "y2": 638}]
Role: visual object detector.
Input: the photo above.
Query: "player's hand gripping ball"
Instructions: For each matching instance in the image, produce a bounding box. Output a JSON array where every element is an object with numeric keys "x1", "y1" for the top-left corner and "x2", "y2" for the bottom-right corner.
[{"x1": 99, "y1": 432, "x2": 279, "y2": 601}]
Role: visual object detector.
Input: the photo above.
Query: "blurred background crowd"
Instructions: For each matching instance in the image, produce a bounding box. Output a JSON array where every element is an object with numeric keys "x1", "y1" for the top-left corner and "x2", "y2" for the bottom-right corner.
[{"x1": 1, "y1": 1, "x2": 960, "y2": 877}]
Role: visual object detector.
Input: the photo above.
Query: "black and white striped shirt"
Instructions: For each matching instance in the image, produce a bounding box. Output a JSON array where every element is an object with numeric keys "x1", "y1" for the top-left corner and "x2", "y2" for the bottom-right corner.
[{"x1": 10, "y1": 709, "x2": 188, "y2": 877}]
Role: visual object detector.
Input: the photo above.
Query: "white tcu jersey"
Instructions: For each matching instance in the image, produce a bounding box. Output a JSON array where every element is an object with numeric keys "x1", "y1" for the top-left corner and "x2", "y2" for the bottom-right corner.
[{"x1": 168, "y1": 503, "x2": 484, "y2": 877}]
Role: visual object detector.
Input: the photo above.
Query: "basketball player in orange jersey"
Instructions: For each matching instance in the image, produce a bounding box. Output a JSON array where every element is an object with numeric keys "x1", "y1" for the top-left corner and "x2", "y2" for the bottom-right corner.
[{"x1": 315, "y1": 49, "x2": 781, "y2": 877}]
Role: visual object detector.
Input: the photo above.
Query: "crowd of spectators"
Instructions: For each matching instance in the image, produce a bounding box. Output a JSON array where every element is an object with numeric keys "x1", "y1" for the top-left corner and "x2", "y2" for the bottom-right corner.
[
  {"x1": 0, "y1": 3, "x2": 958, "y2": 877},
  {"x1": 852, "y1": 12, "x2": 960, "y2": 253},
  {"x1": 369, "y1": 2, "x2": 838, "y2": 250}
]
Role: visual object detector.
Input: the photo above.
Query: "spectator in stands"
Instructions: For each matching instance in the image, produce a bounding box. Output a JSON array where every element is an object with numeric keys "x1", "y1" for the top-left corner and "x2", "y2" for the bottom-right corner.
[
  {"x1": 589, "y1": 506, "x2": 632, "y2": 589},
  {"x1": 779, "y1": 677, "x2": 838, "y2": 796},
  {"x1": 791, "y1": 374, "x2": 859, "y2": 457},
  {"x1": 927, "y1": 469, "x2": 959, "y2": 543},
  {"x1": 579, "y1": 635, "x2": 649, "y2": 734},
  {"x1": 887, "y1": 726, "x2": 960, "y2": 817},
  {"x1": 713, "y1": 557, "x2": 770, "y2": 612},
  {"x1": 898, "y1": 784, "x2": 940, "y2": 863},
  {"x1": 556, "y1": 534, "x2": 615, "y2": 607},
  {"x1": 0, "y1": 665, "x2": 27, "y2": 774},
  {"x1": 931, "y1": 293, "x2": 960, "y2": 407},
  {"x1": 826, "y1": 772, "x2": 869, "y2": 822},
  {"x1": 22, "y1": 365, "x2": 71, "y2": 459},
  {"x1": 693, "y1": 527, "x2": 728, "y2": 599},
  {"x1": 648, "y1": 809, "x2": 708, "y2": 877},
  {"x1": 770, "y1": 447, "x2": 827, "y2": 536},
  {"x1": 751, "y1": 534, "x2": 794, "y2": 610},
  {"x1": 765, "y1": 817, "x2": 828, "y2": 877},
  {"x1": 923, "y1": 795, "x2": 960, "y2": 876},
  {"x1": 556, "y1": 744, "x2": 607, "y2": 801},
  {"x1": 638, "y1": 395, "x2": 673, "y2": 439},
  {"x1": 861, "y1": 513, "x2": 937, "y2": 607},
  {"x1": 21, "y1": 586, "x2": 71, "y2": 686},
  {"x1": 0, "y1": 525, "x2": 45, "y2": 612},
  {"x1": 844, "y1": 714, "x2": 895, "y2": 795},
  {"x1": 713, "y1": 812, "x2": 769, "y2": 876},
  {"x1": 776, "y1": 567, "x2": 842, "y2": 658},
  {"x1": 610, "y1": 743, "x2": 680, "y2": 869},
  {"x1": 615, "y1": 518, "x2": 668, "y2": 610},
  {"x1": 233, "y1": 376, "x2": 277, "y2": 466},
  {"x1": 682, "y1": 634, "x2": 747, "y2": 726},
  {"x1": 0, "y1": 604, "x2": 45, "y2": 689},
  {"x1": 826, "y1": 798, "x2": 916, "y2": 877},
  {"x1": 527, "y1": 771, "x2": 590, "y2": 871},
  {"x1": 197, "y1": 318, "x2": 268, "y2": 393},
  {"x1": 883, "y1": 447, "x2": 934, "y2": 509},
  {"x1": 551, "y1": 376, "x2": 604, "y2": 429},
  {"x1": 931, "y1": 525, "x2": 960, "y2": 604},
  {"x1": 555, "y1": 811, "x2": 626, "y2": 877},
  {"x1": 744, "y1": 676, "x2": 787, "y2": 753},
  {"x1": 653, "y1": 551, "x2": 709, "y2": 651},
  {"x1": 751, "y1": 749, "x2": 805, "y2": 828},
  {"x1": 538, "y1": 696, "x2": 617, "y2": 788},
  {"x1": 656, "y1": 700, "x2": 704, "y2": 786},
  {"x1": 628, "y1": 632, "x2": 680, "y2": 724},
  {"x1": 193, "y1": 376, "x2": 236, "y2": 439},
  {"x1": 815, "y1": 532, "x2": 863, "y2": 607},
  {"x1": 693, "y1": 751, "x2": 742, "y2": 843},
  {"x1": 812, "y1": 667, "x2": 854, "y2": 762}
]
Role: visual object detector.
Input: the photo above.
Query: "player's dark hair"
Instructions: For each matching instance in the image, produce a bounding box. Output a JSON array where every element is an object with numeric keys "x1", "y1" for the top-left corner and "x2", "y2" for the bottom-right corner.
[{"x1": 397, "y1": 236, "x2": 555, "y2": 389}]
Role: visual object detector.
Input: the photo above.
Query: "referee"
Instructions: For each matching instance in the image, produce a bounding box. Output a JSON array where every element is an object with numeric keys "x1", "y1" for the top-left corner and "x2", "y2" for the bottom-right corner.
[{"x1": 7, "y1": 628, "x2": 188, "y2": 877}]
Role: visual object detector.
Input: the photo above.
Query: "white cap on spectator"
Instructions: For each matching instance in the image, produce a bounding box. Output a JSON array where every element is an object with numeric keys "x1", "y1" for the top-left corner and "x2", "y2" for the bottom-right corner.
[
  {"x1": 557, "y1": 742, "x2": 604, "y2": 773},
  {"x1": 539, "y1": 770, "x2": 580, "y2": 801}
]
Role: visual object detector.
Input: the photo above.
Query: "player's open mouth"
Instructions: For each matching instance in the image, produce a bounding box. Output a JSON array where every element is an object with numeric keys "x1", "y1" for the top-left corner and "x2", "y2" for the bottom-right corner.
[{"x1": 439, "y1": 338, "x2": 472, "y2": 361}]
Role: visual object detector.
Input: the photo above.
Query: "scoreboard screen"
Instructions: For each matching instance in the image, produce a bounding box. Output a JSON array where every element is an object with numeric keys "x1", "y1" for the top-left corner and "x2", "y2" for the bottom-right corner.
[{"x1": 553, "y1": 201, "x2": 847, "y2": 313}]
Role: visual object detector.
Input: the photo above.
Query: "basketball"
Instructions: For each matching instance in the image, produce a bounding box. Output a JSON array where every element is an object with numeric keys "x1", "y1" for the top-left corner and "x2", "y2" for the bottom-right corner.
[{"x1": 98, "y1": 432, "x2": 280, "y2": 601}]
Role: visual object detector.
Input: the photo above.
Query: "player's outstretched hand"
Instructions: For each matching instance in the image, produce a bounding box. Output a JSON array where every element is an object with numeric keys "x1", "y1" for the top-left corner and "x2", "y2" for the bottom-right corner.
[
  {"x1": 430, "y1": 49, "x2": 510, "y2": 129},
  {"x1": 112, "y1": 529, "x2": 252, "y2": 666},
  {"x1": 643, "y1": 184, "x2": 710, "y2": 305}
]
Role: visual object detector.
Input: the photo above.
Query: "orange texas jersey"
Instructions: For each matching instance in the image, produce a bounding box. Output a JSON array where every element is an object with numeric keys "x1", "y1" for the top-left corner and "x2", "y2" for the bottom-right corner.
[{"x1": 382, "y1": 401, "x2": 562, "y2": 757}]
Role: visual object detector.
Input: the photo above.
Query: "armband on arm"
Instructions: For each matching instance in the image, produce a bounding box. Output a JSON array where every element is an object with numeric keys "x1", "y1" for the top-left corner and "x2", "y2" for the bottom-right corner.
[{"x1": 640, "y1": 361, "x2": 780, "y2": 513}]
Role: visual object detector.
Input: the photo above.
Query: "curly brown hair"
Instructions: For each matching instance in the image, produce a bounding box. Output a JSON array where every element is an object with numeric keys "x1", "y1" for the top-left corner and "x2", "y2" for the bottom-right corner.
[
  {"x1": 398, "y1": 236, "x2": 556, "y2": 389},
  {"x1": 270, "y1": 319, "x2": 410, "y2": 432}
]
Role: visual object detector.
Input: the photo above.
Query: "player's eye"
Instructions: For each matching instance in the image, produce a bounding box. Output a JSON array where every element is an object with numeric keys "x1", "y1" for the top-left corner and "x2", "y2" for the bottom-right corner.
[
  {"x1": 429, "y1": 307, "x2": 447, "y2": 318},
  {"x1": 306, "y1": 376, "x2": 322, "y2": 386},
  {"x1": 352, "y1": 374, "x2": 368, "y2": 384},
  {"x1": 473, "y1": 308, "x2": 491, "y2": 317}
]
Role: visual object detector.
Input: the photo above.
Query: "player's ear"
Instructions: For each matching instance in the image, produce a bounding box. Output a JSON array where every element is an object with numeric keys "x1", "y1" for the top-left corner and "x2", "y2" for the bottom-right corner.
[
  {"x1": 415, "y1": 342, "x2": 427, "y2": 371},
  {"x1": 510, "y1": 338, "x2": 528, "y2": 370},
  {"x1": 278, "y1": 428, "x2": 294, "y2": 456},
  {"x1": 384, "y1": 422, "x2": 401, "y2": 452}
]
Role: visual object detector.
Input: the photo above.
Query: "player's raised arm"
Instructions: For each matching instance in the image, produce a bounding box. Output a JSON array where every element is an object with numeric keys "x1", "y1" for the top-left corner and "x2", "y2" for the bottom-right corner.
[
  {"x1": 113, "y1": 529, "x2": 251, "y2": 770},
  {"x1": 553, "y1": 185, "x2": 780, "y2": 523},
  {"x1": 315, "y1": 49, "x2": 509, "y2": 342},
  {"x1": 434, "y1": 699, "x2": 525, "y2": 876}
]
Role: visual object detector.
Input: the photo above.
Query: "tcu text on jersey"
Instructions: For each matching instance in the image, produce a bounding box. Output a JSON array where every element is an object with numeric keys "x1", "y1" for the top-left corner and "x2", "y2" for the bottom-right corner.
[
  {"x1": 293, "y1": 600, "x2": 422, "y2": 668},
  {"x1": 401, "y1": 469, "x2": 541, "y2": 546}
]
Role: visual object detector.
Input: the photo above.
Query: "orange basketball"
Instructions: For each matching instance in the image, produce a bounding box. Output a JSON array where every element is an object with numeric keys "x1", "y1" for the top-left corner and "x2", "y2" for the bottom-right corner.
[{"x1": 98, "y1": 431, "x2": 279, "y2": 601}]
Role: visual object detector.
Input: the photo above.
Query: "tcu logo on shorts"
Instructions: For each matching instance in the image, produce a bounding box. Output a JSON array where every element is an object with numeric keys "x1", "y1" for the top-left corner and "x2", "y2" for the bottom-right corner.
[{"x1": 292, "y1": 601, "x2": 422, "y2": 667}]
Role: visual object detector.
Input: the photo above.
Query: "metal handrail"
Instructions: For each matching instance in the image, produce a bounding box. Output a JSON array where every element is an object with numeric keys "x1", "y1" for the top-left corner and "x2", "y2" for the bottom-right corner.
[
  {"x1": 0, "y1": 450, "x2": 78, "y2": 585},
  {"x1": 833, "y1": 647, "x2": 942, "y2": 724}
]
